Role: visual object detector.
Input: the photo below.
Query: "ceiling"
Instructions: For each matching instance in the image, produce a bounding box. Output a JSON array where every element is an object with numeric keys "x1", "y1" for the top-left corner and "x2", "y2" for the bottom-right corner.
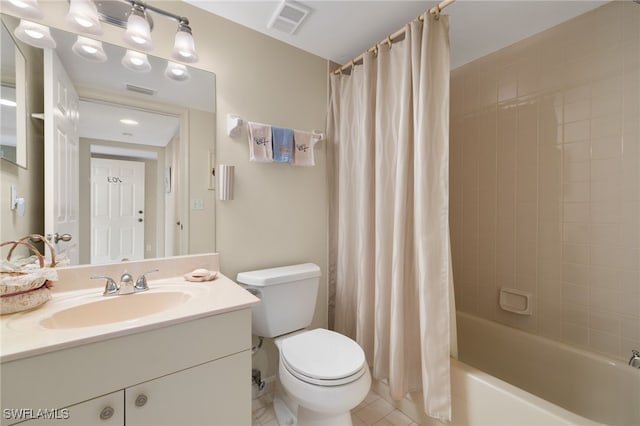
[{"x1": 185, "y1": 0, "x2": 608, "y2": 69}]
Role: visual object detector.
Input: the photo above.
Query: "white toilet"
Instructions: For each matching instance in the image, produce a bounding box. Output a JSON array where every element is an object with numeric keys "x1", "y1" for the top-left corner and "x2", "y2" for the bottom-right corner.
[{"x1": 237, "y1": 263, "x2": 371, "y2": 426}]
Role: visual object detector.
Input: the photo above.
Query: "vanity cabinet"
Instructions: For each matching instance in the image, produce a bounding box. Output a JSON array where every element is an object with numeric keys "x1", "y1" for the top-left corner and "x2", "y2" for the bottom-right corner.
[
  {"x1": 2, "y1": 309, "x2": 252, "y2": 426},
  {"x1": 13, "y1": 391, "x2": 124, "y2": 425},
  {"x1": 126, "y1": 351, "x2": 249, "y2": 426}
]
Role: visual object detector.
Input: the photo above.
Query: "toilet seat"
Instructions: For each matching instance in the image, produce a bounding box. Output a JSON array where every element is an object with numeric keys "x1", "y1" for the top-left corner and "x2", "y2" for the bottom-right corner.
[{"x1": 280, "y1": 328, "x2": 367, "y2": 386}]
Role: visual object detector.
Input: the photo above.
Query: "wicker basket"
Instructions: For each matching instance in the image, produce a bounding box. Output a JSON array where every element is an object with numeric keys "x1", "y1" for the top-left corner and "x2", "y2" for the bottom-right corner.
[{"x1": 1, "y1": 235, "x2": 59, "y2": 315}]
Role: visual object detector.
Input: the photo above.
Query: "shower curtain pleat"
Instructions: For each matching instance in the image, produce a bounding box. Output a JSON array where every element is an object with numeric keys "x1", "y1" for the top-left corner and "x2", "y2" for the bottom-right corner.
[{"x1": 328, "y1": 13, "x2": 453, "y2": 422}]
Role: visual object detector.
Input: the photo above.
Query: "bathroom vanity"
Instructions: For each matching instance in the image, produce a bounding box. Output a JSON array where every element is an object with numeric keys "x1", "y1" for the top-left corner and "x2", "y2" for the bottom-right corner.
[{"x1": 0, "y1": 254, "x2": 259, "y2": 426}]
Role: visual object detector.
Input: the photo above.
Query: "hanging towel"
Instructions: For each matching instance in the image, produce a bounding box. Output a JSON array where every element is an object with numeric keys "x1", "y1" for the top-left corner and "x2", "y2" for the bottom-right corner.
[
  {"x1": 293, "y1": 130, "x2": 323, "y2": 166},
  {"x1": 272, "y1": 126, "x2": 294, "y2": 163},
  {"x1": 247, "y1": 121, "x2": 273, "y2": 162}
]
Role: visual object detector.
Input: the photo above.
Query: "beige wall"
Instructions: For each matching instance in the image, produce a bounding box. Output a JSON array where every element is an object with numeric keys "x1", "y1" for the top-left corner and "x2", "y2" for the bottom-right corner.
[
  {"x1": 0, "y1": 16, "x2": 43, "y2": 255},
  {"x1": 451, "y1": 1, "x2": 639, "y2": 362},
  {"x1": 187, "y1": 109, "x2": 216, "y2": 255}
]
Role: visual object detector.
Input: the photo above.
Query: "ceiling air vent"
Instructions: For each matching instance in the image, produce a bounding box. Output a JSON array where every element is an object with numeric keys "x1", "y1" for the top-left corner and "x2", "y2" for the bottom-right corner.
[
  {"x1": 268, "y1": 1, "x2": 311, "y2": 35},
  {"x1": 125, "y1": 84, "x2": 156, "y2": 97}
]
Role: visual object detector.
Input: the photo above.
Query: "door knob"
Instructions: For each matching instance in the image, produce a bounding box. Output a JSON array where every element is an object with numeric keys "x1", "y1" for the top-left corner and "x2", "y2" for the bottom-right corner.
[{"x1": 47, "y1": 233, "x2": 72, "y2": 243}]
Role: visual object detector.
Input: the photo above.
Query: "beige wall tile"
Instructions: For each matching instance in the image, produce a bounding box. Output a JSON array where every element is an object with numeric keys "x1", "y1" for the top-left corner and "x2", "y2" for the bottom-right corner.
[{"x1": 451, "y1": 1, "x2": 639, "y2": 361}]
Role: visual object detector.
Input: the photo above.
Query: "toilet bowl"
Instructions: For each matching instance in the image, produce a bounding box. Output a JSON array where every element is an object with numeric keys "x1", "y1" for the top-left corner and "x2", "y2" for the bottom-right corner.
[
  {"x1": 274, "y1": 328, "x2": 371, "y2": 425},
  {"x1": 236, "y1": 264, "x2": 371, "y2": 426}
]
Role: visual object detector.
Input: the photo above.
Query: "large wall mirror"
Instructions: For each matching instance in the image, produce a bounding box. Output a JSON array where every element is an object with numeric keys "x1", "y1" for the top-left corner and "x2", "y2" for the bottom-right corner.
[
  {"x1": 0, "y1": 18, "x2": 27, "y2": 168},
  {"x1": 0, "y1": 13, "x2": 216, "y2": 265}
]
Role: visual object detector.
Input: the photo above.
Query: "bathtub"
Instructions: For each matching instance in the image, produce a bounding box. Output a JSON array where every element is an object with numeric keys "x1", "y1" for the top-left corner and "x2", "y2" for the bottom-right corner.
[
  {"x1": 370, "y1": 312, "x2": 639, "y2": 425},
  {"x1": 456, "y1": 311, "x2": 640, "y2": 425},
  {"x1": 372, "y1": 358, "x2": 595, "y2": 426}
]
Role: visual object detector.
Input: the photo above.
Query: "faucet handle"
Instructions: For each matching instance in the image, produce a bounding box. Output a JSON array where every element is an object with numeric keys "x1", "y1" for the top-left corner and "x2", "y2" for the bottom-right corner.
[
  {"x1": 91, "y1": 275, "x2": 119, "y2": 296},
  {"x1": 135, "y1": 269, "x2": 159, "y2": 292},
  {"x1": 630, "y1": 349, "x2": 640, "y2": 369}
]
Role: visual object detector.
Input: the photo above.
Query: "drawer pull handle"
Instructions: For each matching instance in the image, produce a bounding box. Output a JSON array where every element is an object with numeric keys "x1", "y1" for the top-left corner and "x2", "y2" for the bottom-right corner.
[
  {"x1": 135, "y1": 394, "x2": 148, "y2": 407},
  {"x1": 100, "y1": 406, "x2": 114, "y2": 420}
]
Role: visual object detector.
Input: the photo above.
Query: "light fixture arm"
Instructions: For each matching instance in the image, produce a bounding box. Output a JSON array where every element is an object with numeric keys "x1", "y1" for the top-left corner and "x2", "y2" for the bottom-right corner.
[{"x1": 125, "y1": 0, "x2": 188, "y2": 26}]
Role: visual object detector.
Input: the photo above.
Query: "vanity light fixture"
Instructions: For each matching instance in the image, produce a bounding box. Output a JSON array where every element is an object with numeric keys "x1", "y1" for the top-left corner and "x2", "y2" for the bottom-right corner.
[
  {"x1": 4, "y1": 0, "x2": 43, "y2": 19},
  {"x1": 14, "y1": 19, "x2": 56, "y2": 49},
  {"x1": 123, "y1": 2, "x2": 152, "y2": 51},
  {"x1": 8, "y1": 0, "x2": 200, "y2": 65},
  {"x1": 172, "y1": 19, "x2": 198, "y2": 63},
  {"x1": 66, "y1": 0, "x2": 103, "y2": 36},
  {"x1": 72, "y1": 36, "x2": 107, "y2": 62},
  {"x1": 164, "y1": 61, "x2": 190, "y2": 82},
  {"x1": 121, "y1": 49, "x2": 151, "y2": 73}
]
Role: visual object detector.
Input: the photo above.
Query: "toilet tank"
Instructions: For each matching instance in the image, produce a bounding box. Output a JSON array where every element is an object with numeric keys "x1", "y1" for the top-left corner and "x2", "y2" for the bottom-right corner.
[{"x1": 236, "y1": 263, "x2": 321, "y2": 338}]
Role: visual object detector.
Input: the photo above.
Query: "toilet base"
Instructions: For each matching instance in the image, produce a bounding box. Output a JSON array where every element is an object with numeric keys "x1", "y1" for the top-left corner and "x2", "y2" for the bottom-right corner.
[
  {"x1": 273, "y1": 388, "x2": 297, "y2": 426},
  {"x1": 273, "y1": 386, "x2": 354, "y2": 426},
  {"x1": 297, "y1": 406, "x2": 352, "y2": 426}
]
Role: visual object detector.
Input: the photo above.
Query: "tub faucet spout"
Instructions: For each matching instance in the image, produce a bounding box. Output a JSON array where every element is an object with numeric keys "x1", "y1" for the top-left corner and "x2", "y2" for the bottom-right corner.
[{"x1": 629, "y1": 350, "x2": 640, "y2": 369}]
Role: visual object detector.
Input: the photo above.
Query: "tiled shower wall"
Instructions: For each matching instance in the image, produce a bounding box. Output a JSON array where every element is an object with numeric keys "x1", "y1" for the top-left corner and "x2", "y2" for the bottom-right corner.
[{"x1": 450, "y1": 1, "x2": 639, "y2": 361}]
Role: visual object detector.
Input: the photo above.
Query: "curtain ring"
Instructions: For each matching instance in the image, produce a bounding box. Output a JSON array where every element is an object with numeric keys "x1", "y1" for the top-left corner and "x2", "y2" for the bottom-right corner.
[
  {"x1": 373, "y1": 45, "x2": 379, "y2": 57},
  {"x1": 433, "y1": 4, "x2": 441, "y2": 20},
  {"x1": 386, "y1": 36, "x2": 392, "y2": 48}
]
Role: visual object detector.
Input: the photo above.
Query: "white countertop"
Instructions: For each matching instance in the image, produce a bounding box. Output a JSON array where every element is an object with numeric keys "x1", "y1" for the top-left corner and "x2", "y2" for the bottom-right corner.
[{"x1": 1, "y1": 273, "x2": 259, "y2": 363}]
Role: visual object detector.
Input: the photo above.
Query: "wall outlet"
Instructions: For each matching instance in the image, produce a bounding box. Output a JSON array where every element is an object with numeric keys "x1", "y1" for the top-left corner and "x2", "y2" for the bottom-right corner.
[{"x1": 191, "y1": 199, "x2": 205, "y2": 210}]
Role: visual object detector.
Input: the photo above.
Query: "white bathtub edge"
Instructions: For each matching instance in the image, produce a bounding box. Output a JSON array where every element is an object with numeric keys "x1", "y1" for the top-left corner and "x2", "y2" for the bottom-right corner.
[{"x1": 370, "y1": 358, "x2": 598, "y2": 426}]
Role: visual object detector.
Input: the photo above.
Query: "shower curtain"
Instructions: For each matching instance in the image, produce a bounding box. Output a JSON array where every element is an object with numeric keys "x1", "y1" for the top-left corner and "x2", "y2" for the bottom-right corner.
[{"x1": 327, "y1": 13, "x2": 453, "y2": 421}]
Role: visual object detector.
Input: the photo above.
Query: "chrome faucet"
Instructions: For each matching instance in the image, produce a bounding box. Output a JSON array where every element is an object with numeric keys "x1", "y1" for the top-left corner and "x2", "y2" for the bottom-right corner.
[
  {"x1": 118, "y1": 272, "x2": 134, "y2": 295},
  {"x1": 91, "y1": 269, "x2": 159, "y2": 296},
  {"x1": 630, "y1": 350, "x2": 640, "y2": 369}
]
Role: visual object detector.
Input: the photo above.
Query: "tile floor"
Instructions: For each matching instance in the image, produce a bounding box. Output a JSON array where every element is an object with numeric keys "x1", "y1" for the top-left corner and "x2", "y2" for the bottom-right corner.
[{"x1": 252, "y1": 389, "x2": 419, "y2": 426}]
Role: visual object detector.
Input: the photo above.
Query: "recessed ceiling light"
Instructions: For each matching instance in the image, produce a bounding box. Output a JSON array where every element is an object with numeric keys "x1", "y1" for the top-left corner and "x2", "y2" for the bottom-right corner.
[
  {"x1": 0, "y1": 99, "x2": 17, "y2": 107},
  {"x1": 120, "y1": 118, "x2": 139, "y2": 125}
]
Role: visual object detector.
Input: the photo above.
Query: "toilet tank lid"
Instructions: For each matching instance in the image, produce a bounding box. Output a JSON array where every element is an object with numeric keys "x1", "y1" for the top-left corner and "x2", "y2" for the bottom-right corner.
[{"x1": 236, "y1": 263, "x2": 320, "y2": 286}]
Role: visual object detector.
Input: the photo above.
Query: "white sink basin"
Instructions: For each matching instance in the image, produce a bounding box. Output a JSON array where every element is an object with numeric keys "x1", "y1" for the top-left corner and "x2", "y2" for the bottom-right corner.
[{"x1": 40, "y1": 291, "x2": 191, "y2": 329}]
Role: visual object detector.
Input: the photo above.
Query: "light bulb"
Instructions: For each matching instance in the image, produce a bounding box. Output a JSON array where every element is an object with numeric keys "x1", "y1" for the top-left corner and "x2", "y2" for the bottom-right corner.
[
  {"x1": 66, "y1": 0, "x2": 103, "y2": 36},
  {"x1": 123, "y1": 5, "x2": 152, "y2": 51},
  {"x1": 72, "y1": 36, "x2": 107, "y2": 62},
  {"x1": 5, "y1": 0, "x2": 43, "y2": 19},
  {"x1": 14, "y1": 20, "x2": 56, "y2": 49},
  {"x1": 172, "y1": 21, "x2": 198, "y2": 63},
  {"x1": 164, "y1": 62, "x2": 190, "y2": 82},
  {"x1": 121, "y1": 50, "x2": 151, "y2": 73}
]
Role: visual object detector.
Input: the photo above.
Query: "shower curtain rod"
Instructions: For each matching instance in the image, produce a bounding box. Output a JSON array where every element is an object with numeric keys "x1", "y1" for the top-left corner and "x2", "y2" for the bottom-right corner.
[{"x1": 332, "y1": 0, "x2": 456, "y2": 75}]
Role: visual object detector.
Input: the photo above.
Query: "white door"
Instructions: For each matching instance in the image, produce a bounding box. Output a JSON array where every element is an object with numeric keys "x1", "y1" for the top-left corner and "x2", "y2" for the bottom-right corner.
[
  {"x1": 44, "y1": 50, "x2": 79, "y2": 264},
  {"x1": 91, "y1": 158, "x2": 145, "y2": 264}
]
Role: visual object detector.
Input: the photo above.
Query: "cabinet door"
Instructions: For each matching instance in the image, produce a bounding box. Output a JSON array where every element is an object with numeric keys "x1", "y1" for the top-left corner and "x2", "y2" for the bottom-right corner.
[
  {"x1": 126, "y1": 351, "x2": 251, "y2": 426},
  {"x1": 9, "y1": 391, "x2": 124, "y2": 426}
]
